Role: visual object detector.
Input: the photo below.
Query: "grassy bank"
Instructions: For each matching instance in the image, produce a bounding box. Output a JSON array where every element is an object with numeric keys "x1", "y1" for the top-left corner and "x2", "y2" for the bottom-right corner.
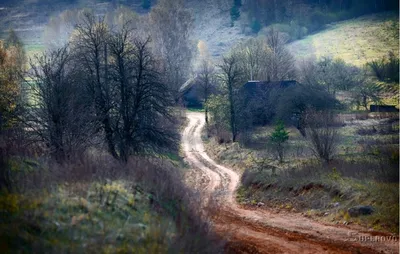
[
  {"x1": 0, "y1": 153, "x2": 223, "y2": 253},
  {"x1": 288, "y1": 12, "x2": 399, "y2": 66},
  {"x1": 204, "y1": 113, "x2": 399, "y2": 234}
]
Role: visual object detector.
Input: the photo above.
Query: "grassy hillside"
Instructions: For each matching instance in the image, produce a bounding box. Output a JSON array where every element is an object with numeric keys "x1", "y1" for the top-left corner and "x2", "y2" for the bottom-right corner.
[
  {"x1": 0, "y1": 0, "x2": 397, "y2": 67},
  {"x1": 288, "y1": 12, "x2": 399, "y2": 67}
]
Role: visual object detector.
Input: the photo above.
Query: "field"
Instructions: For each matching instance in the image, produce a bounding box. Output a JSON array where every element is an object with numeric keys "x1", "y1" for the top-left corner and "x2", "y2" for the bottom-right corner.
[
  {"x1": 288, "y1": 12, "x2": 399, "y2": 66},
  {"x1": 204, "y1": 113, "x2": 399, "y2": 234}
]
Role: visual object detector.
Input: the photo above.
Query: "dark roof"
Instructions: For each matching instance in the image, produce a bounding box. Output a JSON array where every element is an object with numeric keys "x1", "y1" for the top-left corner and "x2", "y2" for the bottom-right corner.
[
  {"x1": 242, "y1": 80, "x2": 297, "y2": 95},
  {"x1": 370, "y1": 105, "x2": 399, "y2": 112}
]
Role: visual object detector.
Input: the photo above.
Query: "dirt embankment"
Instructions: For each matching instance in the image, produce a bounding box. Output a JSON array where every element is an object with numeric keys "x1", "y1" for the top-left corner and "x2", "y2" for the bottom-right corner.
[{"x1": 182, "y1": 112, "x2": 399, "y2": 254}]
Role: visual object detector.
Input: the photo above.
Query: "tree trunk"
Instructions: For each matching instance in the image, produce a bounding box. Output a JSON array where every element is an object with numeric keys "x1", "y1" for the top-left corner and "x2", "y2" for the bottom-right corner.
[{"x1": 228, "y1": 82, "x2": 236, "y2": 142}]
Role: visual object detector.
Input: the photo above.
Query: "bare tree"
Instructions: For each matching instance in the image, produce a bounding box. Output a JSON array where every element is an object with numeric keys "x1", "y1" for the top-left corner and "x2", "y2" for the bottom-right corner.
[
  {"x1": 149, "y1": 0, "x2": 194, "y2": 100},
  {"x1": 235, "y1": 37, "x2": 267, "y2": 81},
  {"x1": 304, "y1": 109, "x2": 339, "y2": 163},
  {"x1": 264, "y1": 28, "x2": 295, "y2": 81},
  {"x1": 108, "y1": 23, "x2": 177, "y2": 162},
  {"x1": 219, "y1": 54, "x2": 244, "y2": 142},
  {"x1": 198, "y1": 59, "x2": 216, "y2": 124},
  {"x1": 72, "y1": 12, "x2": 118, "y2": 158},
  {"x1": 25, "y1": 46, "x2": 94, "y2": 161}
]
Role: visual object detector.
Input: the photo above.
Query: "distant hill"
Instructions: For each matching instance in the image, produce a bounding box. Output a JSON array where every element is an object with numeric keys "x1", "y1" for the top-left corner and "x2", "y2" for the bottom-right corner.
[
  {"x1": 287, "y1": 12, "x2": 399, "y2": 67},
  {"x1": 0, "y1": 0, "x2": 398, "y2": 69}
]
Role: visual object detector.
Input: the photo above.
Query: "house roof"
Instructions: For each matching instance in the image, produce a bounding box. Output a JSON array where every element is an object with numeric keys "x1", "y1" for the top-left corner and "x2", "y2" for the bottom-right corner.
[
  {"x1": 179, "y1": 76, "x2": 199, "y2": 94},
  {"x1": 242, "y1": 80, "x2": 297, "y2": 95}
]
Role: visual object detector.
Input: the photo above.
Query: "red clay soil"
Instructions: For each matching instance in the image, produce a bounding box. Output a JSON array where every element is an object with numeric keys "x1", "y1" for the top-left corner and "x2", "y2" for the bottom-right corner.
[{"x1": 182, "y1": 112, "x2": 399, "y2": 254}]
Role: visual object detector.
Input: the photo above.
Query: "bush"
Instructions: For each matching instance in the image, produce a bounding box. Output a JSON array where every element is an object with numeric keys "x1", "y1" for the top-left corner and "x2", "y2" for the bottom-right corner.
[
  {"x1": 368, "y1": 51, "x2": 399, "y2": 83},
  {"x1": 304, "y1": 109, "x2": 340, "y2": 163},
  {"x1": 250, "y1": 19, "x2": 262, "y2": 34},
  {"x1": 142, "y1": 0, "x2": 151, "y2": 10},
  {"x1": 269, "y1": 121, "x2": 289, "y2": 163},
  {"x1": 230, "y1": 6, "x2": 240, "y2": 24}
]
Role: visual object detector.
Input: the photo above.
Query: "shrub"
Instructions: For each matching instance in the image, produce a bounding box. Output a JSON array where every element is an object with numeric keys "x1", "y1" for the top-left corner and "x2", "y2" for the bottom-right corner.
[
  {"x1": 142, "y1": 0, "x2": 151, "y2": 10},
  {"x1": 230, "y1": 6, "x2": 240, "y2": 24},
  {"x1": 269, "y1": 121, "x2": 289, "y2": 163},
  {"x1": 304, "y1": 109, "x2": 339, "y2": 163},
  {"x1": 368, "y1": 51, "x2": 399, "y2": 83},
  {"x1": 250, "y1": 19, "x2": 262, "y2": 34}
]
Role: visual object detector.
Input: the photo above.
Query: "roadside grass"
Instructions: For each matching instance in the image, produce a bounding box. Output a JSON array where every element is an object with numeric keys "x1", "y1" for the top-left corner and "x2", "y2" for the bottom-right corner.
[
  {"x1": 205, "y1": 113, "x2": 399, "y2": 234},
  {"x1": 288, "y1": 12, "x2": 399, "y2": 67},
  {"x1": 0, "y1": 152, "x2": 224, "y2": 253},
  {"x1": 237, "y1": 159, "x2": 399, "y2": 234},
  {"x1": 0, "y1": 181, "x2": 175, "y2": 253},
  {"x1": 187, "y1": 107, "x2": 205, "y2": 112}
]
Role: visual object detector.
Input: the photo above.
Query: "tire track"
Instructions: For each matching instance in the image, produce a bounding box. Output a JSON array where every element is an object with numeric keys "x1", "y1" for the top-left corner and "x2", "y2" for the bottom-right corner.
[{"x1": 182, "y1": 112, "x2": 399, "y2": 254}]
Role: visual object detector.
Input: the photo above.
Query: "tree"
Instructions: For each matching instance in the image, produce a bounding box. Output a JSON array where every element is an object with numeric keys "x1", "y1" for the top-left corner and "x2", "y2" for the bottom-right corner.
[
  {"x1": 304, "y1": 109, "x2": 339, "y2": 163},
  {"x1": 206, "y1": 94, "x2": 230, "y2": 142},
  {"x1": 368, "y1": 51, "x2": 399, "y2": 83},
  {"x1": 269, "y1": 120, "x2": 289, "y2": 163},
  {"x1": 230, "y1": 5, "x2": 240, "y2": 25},
  {"x1": 73, "y1": 11, "x2": 117, "y2": 158},
  {"x1": 264, "y1": 28, "x2": 295, "y2": 81},
  {"x1": 0, "y1": 31, "x2": 25, "y2": 131},
  {"x1": 299, "y1": 57, "x2": 365, "y2": 95},
  {"x1": 149, "y1": 0, "x2": 194, "y2": 100},
  {"x1": 352, "y1": 81, "x2": 382, "y2": 111},
  {"x1": 219, "y1": 53, "x2": 244, "y2": 142},
  {"x1": 142, "y1": 0, "x2": 151, "y2": 10},
  {"x1": 108, "y1": 25, "x2": 177, "y2": 161},
  {"x1": 234, "y1": 37, "x2": 267, "y2": 80},
  {"x1": 25, "y1": 46, "x2": 94, "y2": 161},
  {"x1": 276, "y1": 84, "x2": 340, "y2": 137},
  {"x1": 198, "y1": 59, "x2": 216, "y2": 124}
]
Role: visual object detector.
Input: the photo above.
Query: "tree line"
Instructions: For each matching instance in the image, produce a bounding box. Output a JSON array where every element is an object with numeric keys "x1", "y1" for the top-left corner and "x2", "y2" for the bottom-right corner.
[
  {"x1": 231, "y1": 0, "x2": 398, "y2": 37},
  {"x1": 194, "y1": 28, "x2": 398, "y2": 147}
]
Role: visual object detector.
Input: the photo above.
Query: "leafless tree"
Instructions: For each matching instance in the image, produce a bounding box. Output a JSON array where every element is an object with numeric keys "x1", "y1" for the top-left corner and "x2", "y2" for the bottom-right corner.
[
  {"x1": 149, "y1": 0, "x2": 194, "y2": 100},
  {"x1": 234, "y1": 37, "x2": 267, "y2": 81},
  {"x1": 25, "y1": 46, "x2": 95, "y2": 161},
  {"x1": 219, "y1": 54, "x2": 245, "y2": 142},
  {"x1": 264, "y1": 28, "x2": 295, "y2": 81},
  {"x1": 304, "y1": 109, "x2": 339, "y2": 163},
  {"x1": 198, "y1": 59, "x2": 216, "y2": 124},
  {"x1": 108, "y1": 23, "x2": 177, "y2": 162},
  {"x1": 72, "y1": 11, "x2": 118, "y2": 158}
]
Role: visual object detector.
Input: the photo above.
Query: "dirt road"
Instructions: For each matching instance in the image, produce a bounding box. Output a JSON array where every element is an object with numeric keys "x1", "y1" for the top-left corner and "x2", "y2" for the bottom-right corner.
[{"x1": 182, "y1": 112, "x2": 399, "y2": 254}]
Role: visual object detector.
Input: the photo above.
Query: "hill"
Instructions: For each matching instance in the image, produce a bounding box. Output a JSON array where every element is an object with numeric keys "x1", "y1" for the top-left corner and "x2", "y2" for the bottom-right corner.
[
  {"x1": 287, "y1": 12, "x2": 399, "y2": 67},
  {"x1": 0, "y1": 1, "x2": 398, "y2": 68}
]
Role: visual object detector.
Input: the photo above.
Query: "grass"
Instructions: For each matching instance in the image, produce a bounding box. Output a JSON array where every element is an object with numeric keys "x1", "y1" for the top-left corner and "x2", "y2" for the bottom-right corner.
[
  {"x1": 187, "y1": 107, "x2": 205, "y2": 112},
  {"x1": 0, "y1": 151, "x2": 224, "y2": 253},
  {"x1": 0, "y1": 180, "x2": 175, "y2": 253},
  {"x1": 288, "y1": 12, "x2": 399, "y2": 67},
  {"x1": 205, "y1": 113, "x2": 399, "y2": 234}
]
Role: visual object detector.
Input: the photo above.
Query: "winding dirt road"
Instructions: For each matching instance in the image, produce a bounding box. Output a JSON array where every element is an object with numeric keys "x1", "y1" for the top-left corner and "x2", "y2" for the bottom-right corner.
[{"x1": 182, "y1": 112, "x2": 399, "y2": 254}]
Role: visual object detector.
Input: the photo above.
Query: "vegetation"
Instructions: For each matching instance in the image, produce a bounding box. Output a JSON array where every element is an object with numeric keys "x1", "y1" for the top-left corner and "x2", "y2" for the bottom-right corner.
[
  {"x1": 303, "y1": 109, "x2": 339, "y2": 163},
  {"x1": 0, "y1": 0, "x2": 398, "y2": 252},
  {"x1": 269, "y1": 121, "x2": 289, "y2": 163},
  {"x1": 206, "y1": 112, "x2": 399, "y2": 233},
  {"x1": 0, "y1": 32, "x2": 24, "y2": 130},
  {"x1": 288, "y1": 12, "x2": 399, "y2": 66},
  {"x1": 0, "y1": 5, "x2": 222, "y2": 253},
  {"x1": 240, "y1": 0, "x2": 398, "y2": 39},
  {"x1": 367, "y1": 51, "x2": 399, "y2": 83}
]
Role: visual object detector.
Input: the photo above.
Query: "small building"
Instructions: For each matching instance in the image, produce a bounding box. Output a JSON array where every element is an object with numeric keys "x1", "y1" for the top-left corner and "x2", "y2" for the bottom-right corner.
[
  {"x1": 370, "y1": 105, "x2": 399, "y2": 112},
  {"x1": 178, "y1": 77, "x2": 203, "y2": 108}
]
